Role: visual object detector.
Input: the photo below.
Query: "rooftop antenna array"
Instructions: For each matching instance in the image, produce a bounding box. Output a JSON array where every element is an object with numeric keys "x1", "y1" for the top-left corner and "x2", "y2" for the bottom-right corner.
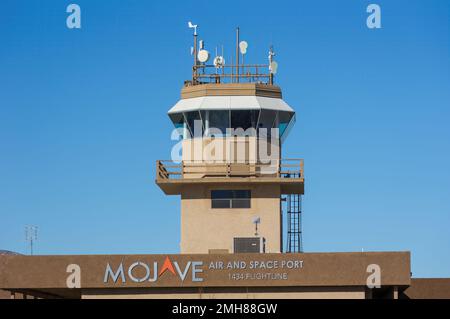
[
  {"x1": 186, "y1": 22, "x2": 278, "y2": 86},
  {"x1": 25, "y1": 225, "x2": 38, "y2": 256}
]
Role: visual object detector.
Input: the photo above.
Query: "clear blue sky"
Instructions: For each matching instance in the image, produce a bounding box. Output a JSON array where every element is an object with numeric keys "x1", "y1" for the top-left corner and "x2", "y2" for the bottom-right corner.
[{"x1": 0, "y1": 0, "x2": 449, "y2": 278}]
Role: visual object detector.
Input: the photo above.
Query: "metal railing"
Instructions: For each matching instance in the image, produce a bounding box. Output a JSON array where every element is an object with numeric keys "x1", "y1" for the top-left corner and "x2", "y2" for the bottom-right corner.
[
  {"x1": 156, "y1": 159, "x2": 304, "y2": 181},
  {"x1": 190, "y1": 64, "x2": 273, "y2": 85}
]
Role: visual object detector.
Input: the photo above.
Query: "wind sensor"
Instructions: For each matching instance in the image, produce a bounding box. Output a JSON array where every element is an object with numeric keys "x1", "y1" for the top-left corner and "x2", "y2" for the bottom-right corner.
[{"x1": 188, "y1": 21, "x2": 198, "y2": 35}]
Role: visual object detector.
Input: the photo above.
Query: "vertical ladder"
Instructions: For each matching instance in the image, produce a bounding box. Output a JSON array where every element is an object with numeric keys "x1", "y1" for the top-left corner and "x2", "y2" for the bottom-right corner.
[{"x1": 286, "y1": 173, "x2": 303, "y2": 253}]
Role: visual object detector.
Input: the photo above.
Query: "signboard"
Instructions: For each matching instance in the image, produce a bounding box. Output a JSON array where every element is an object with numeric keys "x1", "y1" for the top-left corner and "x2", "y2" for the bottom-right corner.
[{"x1": 0, "y1": 252, "x2": 411, "y2": 289}]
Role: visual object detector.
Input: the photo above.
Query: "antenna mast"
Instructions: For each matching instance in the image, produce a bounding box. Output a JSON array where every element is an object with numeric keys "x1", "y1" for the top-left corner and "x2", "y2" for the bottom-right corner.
[
  {"x1": 269, "y1": 45, "x2": 276, "y2": 85},
  {"x1": 188, "y1": 21, "x2": 198, "y2": 83},
  {"x1": 235, "y1": 27, "x2": 240, "y2": 83},
  {"x1": 25, "y1": 225, "x2": 38, "y2": 255}
]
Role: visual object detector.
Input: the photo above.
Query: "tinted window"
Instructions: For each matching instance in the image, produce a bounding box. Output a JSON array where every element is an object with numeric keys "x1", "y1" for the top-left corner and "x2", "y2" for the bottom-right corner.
[
  {"x1": 203, "y1": 110, "x2": 230, "y2": 136},
  {"x1": 184, "y1": 111, "x2": 202, "y2": 137},
  {"x1": 211, "y1": 190, "x2": 251, "y2": 209},
  {"x1": 258, "y1": 110, "x2": 277, "y2": 137},
  {"x1": 231, "y1": 110, "x2": 259, "y2": 132},
  {"x1": 278, "y1": 111, "x2": 294, "y2": 138}
]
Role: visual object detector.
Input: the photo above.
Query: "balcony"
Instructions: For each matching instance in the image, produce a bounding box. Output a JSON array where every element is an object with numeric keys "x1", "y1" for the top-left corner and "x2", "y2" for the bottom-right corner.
[{"x1": 155, "y1": 159, "x2": 304, "y2": 195}]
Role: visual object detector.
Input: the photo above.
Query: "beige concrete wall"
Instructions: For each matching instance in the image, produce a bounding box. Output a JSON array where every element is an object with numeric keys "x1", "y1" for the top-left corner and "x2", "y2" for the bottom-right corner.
[
  {"x1": 180, "y1": 184, "x2": 281, "y2": 254},
  {"x1": 81, "y1": 287, "x2": 366, "y2": 299},
  {"x1": 182, "y1": 137, "x2": 280, "y2": 169},
  {"x1": 0, "y1": 289, "x2": 11, "y2": 299}
]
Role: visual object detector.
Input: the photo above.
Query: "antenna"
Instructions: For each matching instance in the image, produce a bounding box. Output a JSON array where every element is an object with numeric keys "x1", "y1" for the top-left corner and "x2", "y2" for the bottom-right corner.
[
  {"x1": 188, "y1": 21, "x2": 199, "y2": 81},
  {"x1": 268, "y1": 45, "x2": 277, "y2": 84},
  {"x1": 270, "y1": 61, "x2": 278, "y2": 74},
  {"x1": 239, "y1": 41, "x2": 248, "y2": 55},
  {"x1": 239, "y1": 40, "x2": 248, "y2": 79},
  {"x1": 213, "y1": 56, "x2": 225, "y2": 68},
  {"x1": 252, "y1": 216, "x2": 261, "y2": 236},
  {"x1": 235, "y1": 27, "x2": 240, "y2": 83},
  {"x1": 25, "y1": 225, "x2": 38, "y2": 255},
  {"x1": 186, "y1": 26, "x2": 275, "y2": 85},
  {"x1": 197, "y1": 40, "x2": 210, "y2": 63},
  {"x1": 198, "y1": 50, "x2": 210, "y2": 63},
  {"x1": 213, "y1": 45, "x2": 225, "y2": 72},
  {"x1": 268, "y1": 45, "x2": 275, "y2": 64}
]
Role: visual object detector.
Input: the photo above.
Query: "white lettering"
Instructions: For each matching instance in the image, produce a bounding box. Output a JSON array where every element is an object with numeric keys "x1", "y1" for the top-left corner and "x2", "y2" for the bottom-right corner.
[
  {"x1": 366, "y1": 4, "x2": 382, "y2": 29},
  {"x1": 104, "y1": 263, "x2": 126, "y2": 283},
  {"x1": 66, "y1": 4, "x2": 81, "y2": 29},
  {"x1": 366, "y1": 264, "x2": 382, "y2": 288},
  {"x1": 66, "y1": 264, "x2": 81, "y2": 288}
]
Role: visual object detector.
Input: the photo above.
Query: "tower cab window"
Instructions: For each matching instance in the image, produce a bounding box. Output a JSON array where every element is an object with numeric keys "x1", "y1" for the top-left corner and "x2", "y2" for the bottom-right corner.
[{"x1": 211, "y1": 190, "x2": 251, "y2": 209}]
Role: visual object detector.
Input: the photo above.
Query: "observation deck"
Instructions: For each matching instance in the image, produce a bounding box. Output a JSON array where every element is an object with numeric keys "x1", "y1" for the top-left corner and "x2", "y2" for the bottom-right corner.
[{"x1": 155, "y1": 159, "x2": 304, "y2": 195}]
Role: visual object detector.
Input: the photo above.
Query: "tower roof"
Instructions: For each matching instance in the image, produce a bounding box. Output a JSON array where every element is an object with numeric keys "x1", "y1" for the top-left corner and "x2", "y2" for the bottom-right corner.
[
  {"x1": 168, "y1": 95, "x2": 294, "y2": 115},
  {"x1": 171, "y1": 83, "x2": 292, "y2": 114}
]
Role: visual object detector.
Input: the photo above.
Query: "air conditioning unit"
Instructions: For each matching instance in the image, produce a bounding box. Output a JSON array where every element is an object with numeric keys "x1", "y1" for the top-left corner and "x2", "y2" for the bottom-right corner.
[{"x1": 233, "y1": 237, "x2": 265, "y2": 253}]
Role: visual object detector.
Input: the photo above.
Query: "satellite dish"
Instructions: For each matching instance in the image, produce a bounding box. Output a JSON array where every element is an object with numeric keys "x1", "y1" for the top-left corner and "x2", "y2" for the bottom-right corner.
[
  {"x1": 239, "y1": 41, "x2": 248, "y2": 54},
  {"x1": 197, "y1": 49, "x2": 210, "y2": 63},
  {"x1": 269, "y1": 61, "x2": 278, "y2": 74},
  {"x1": 213, "y1": 56, "x2": 225, "y2": 68}
]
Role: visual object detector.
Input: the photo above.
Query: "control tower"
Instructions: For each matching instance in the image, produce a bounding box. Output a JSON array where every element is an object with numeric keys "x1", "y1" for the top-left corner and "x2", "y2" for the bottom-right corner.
[{"x1": 156, "y1": 25, "x2": 304, "y2": 254}]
